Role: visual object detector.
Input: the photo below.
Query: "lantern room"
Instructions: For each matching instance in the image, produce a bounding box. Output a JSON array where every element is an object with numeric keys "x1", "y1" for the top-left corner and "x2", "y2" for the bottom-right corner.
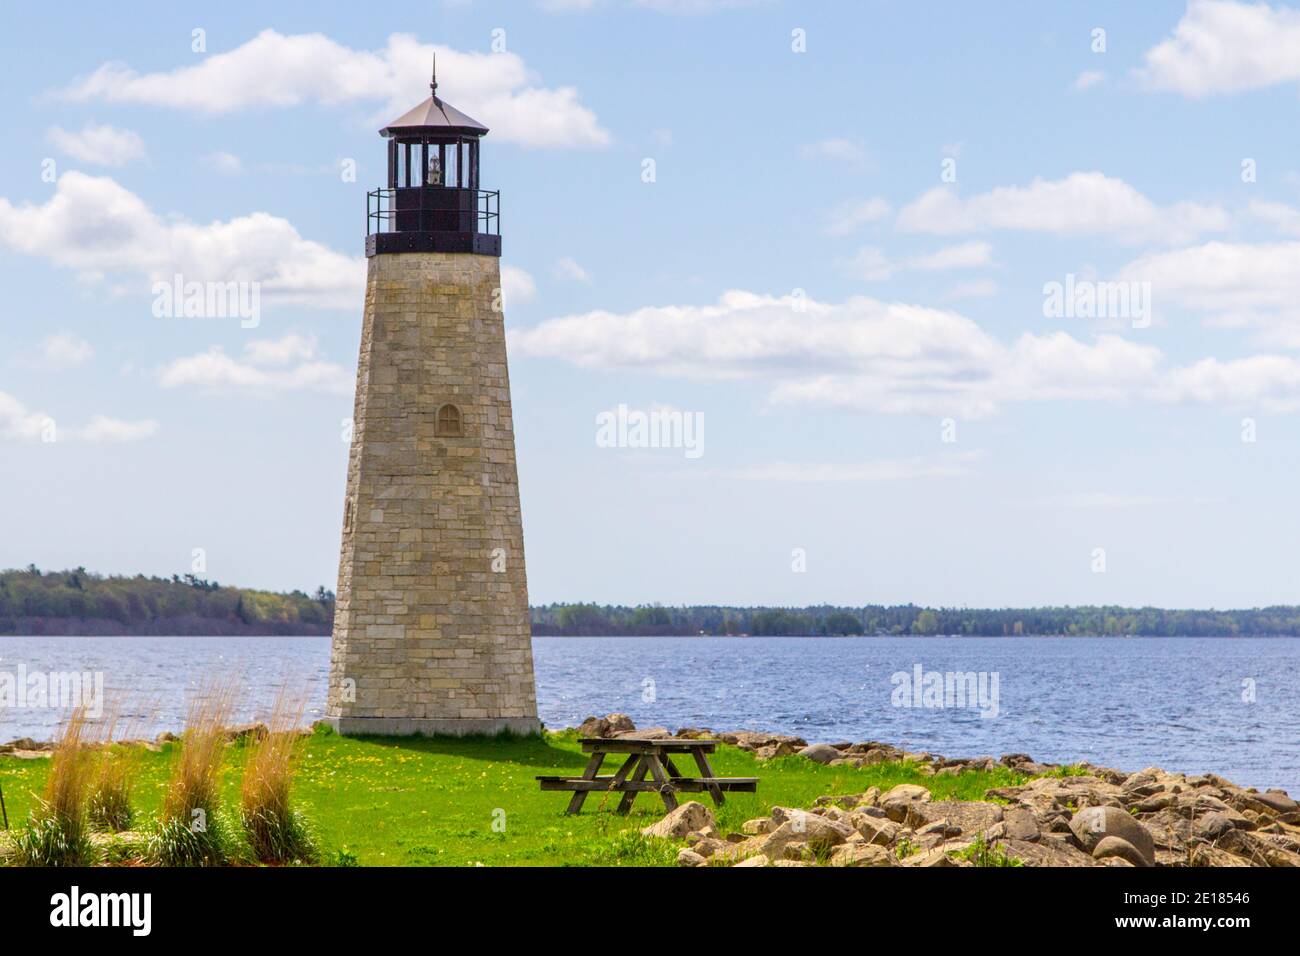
[{"x1": 366, "y1": 61, "x2": 501, "y2": 257}]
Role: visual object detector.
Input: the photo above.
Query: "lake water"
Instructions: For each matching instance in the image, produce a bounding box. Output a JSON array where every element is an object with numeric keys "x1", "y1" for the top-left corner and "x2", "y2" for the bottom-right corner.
[{"x1": 1, "y1": 635, "x2": 1295, "y2": 795}]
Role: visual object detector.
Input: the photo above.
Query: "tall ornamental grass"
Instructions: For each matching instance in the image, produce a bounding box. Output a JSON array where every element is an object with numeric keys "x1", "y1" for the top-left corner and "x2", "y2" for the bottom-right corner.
[
  {"x1": 14, "y1": 708, "x2": 97, "y2": 866},
  {"x1": 240, "y1": 692, "x2": 317, "y2": 864},
  {"x1": 147, "y1": 680, "x2": 240, "y2": 866}
]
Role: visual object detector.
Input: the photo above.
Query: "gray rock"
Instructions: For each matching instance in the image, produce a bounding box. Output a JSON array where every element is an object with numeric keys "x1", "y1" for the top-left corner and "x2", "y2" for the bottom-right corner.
[
  {"x1": 1004, "y1": 808, "x2": 1040, "y2": 842},
  {"x1": 1069, "y1": 806, "x2": 1155, "y2": 866},
  {"x1": 641, "y1": 801, "x2": 716, "y2": 839},
  {"x1": 830, "y1": 843, "x2": 894, "y2": 867},
  {"x1": 797, "y1": 743, "x2": 842, "y2": 764},
  {"x1": 880, "y1": 783, "x2": 932, "y2": 822},
  {"x1": 1093, "y1": 835, "x2": 1151, "y2": 867}
]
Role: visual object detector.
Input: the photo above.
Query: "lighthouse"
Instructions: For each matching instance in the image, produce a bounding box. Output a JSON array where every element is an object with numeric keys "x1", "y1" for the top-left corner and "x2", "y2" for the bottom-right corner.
[{"x1": 325, "y1": 63, "x2": 540, "y2": 736}]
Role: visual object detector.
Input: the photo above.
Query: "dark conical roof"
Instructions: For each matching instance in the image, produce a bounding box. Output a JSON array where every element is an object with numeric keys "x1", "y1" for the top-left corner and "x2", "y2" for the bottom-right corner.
[{"x1": 379, "y1": 94, "x2": 489, "y2": 138}]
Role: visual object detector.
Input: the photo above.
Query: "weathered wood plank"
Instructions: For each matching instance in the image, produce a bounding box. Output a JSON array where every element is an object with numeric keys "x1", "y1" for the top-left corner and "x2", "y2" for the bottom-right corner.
[
  {"x1": 538, "y1": 777, "x2": 758, "y2": 793},
  {"x1": 578, "y1": 738, "x2": 718, "y2": 754}
]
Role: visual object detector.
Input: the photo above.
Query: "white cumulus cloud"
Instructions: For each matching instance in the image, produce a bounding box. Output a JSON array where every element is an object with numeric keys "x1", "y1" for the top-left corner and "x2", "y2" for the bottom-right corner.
[
  {"x1": 158, "y1": 334, "x2": 353, "y2": 395},
  {"x1": 57, "y1": 30, "x2": 609, "y2": 149},
  {"x1": 1138, "y1": 0, "x2": 1300, "y2": 97},
  {"x1": 510, "y1": 289, "x2": 1300, "y2": 416},
  {"x1": 0, "y1": 172, "x2": 364, "y2": 309},
  {"x1": 1121, "y1": 239, "x2": 1300, "y2": 347}
]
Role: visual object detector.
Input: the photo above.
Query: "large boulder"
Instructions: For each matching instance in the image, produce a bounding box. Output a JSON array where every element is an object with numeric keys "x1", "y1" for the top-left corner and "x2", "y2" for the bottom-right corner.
[
  {"x1": 829, "y1": 843, "x2": 894, "y2": 867},
  {"x1": 753, "y1": 741, "x2": 800, "y2": 760},
  {"x1": 226, "y1": 723, "x2": 269, "y2": 742},
  {"x1": 1217, "y1": 829, "x2": 1300, "y2": 867},
  {"x1": 1227, "y1": 789, "x2": 1299, "y2": 818},
  {"x1": 641, "y1": 801, "x2": 716, "y2": 839},
  {"x1": 909, "y1": 800, "x2": 1004, "y2": 835},
  {"x1": 604, "y1": 713, "x2": 637, "y2": 734},
  {"x1": 880, "y1": 784, "x2": 932, "y2": 823},
  {"x1": 1000, "y1": 837, "x2": 1098, "y2": 867},
  {"x1": 1188, "y1": 844, "x2": 1254, "y2": 867},
  {"x1": 1069, "y1": 806, "x2": 1155, "y2": 866},
  {"x1": 614, "y1": 726, "x2": 671, "y2": 739},
  {"x1": 676, "y1": 848, "x2": 707, "y2": 867},
  {"x1": 577, "y1": 713, "x2": 637, "y2": 738},
  {"x1": 757, "y1": 811, "x2": 854, "y2": 861},
  {"x1": 1003, "y1": 808, "x2": 1041, "y2": 842},
  {"x1": 797, "y1": 743, "x2": 842, "y2": 764},
  {"x1": 845, "y1": 810, "x2": 901, "y2": 846},
  {"x1": 1093, "y1": 835, "x2": 1150, "y2": 867}
]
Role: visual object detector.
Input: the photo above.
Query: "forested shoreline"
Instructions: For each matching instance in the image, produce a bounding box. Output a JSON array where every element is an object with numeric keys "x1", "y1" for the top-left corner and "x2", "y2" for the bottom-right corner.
[
  {"x1": 0, "y1": 567, "x2": 334, "y2": 636},
  {"x1": 3, "y1": 567, "x2": 1300, "y2": 637}
]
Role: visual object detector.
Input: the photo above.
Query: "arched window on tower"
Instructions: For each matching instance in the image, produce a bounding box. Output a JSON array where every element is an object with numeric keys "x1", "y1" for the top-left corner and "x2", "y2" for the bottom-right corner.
[{"x1": 435, "y1": 403, "x2": 464, "y2": 437}]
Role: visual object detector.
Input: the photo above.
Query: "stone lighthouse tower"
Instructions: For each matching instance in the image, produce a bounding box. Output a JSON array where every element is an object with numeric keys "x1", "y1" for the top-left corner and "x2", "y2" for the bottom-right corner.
[{"x1": 326, "y1": 65, "x2": 540, "y2": 736}]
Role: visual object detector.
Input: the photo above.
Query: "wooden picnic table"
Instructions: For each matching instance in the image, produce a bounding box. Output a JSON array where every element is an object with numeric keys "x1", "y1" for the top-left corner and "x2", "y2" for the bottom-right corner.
[{"x1": 537, "y1": 737, "x2": 758, "y2": 814}]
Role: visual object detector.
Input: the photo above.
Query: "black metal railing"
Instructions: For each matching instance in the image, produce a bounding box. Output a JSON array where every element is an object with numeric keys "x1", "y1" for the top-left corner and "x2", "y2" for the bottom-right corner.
[{"x1": 367, "y1": 187, "x2": 499, "y2": 236}]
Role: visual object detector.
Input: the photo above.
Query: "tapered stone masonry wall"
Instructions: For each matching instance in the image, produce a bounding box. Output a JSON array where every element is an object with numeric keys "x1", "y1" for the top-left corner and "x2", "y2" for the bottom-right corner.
[{"x1": 326, "y1": 252, "x2": 539, "y2": 736}]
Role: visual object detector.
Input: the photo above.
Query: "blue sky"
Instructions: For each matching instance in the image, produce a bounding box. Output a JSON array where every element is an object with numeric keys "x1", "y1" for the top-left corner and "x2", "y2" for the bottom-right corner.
[{"x1": 4, "y1": 0, "x2": 1300, "y2": 608}]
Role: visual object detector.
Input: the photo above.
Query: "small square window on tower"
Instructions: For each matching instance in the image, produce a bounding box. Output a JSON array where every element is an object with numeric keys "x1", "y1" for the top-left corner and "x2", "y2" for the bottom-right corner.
[{"x1": 435, "y1": 402, "x2": 464, "y2": 437}]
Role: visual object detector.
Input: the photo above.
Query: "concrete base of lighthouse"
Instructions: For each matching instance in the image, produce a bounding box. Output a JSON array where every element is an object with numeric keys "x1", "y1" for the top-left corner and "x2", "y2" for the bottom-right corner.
[
  {"x1": 325, "y1": 251, "x2": 539, "y2": 736},
  {"x1": 323, "y1": 716, "x2": 542, "y2": 737}
]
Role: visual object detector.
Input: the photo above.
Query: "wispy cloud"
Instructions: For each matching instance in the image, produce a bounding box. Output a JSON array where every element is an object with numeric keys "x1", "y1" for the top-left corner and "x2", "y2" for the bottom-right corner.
[
  {"x1": 824, "y1": 197, "x2": 891, "y2": 236},
  {"x1": 716, "y1": 451, "x2": 983, "y2": 482},
  {"x1": 0, "y1": 390, "x2": 157, "y2": 443},
  {"x1": 1072, "y1": 70, "x2": 1105, "y2": 91},
  {"x1": 47, "y1": 123, "x2": 145, "y2": 166},
  {"x1": 554, "y1": 257, "x2": 592, "y2": 283},
  {"x1": 35, "y1": 332, "x2": 93, "y2": 370},
  {"x1": 897, "y1": 172, "x2": 1228, "y2": 245},
  {"x1": 801, "y1": 137, "x2": 871, "y2": 168},
  {"x1": 841, "y1": 241, "x2": 994, "y2": 281}
]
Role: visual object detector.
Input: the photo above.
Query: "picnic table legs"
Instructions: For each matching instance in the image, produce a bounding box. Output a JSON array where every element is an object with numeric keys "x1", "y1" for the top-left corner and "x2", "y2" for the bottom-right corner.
[
  {"x1": 613, "y1": 753, "x2": 681, "y2": 814},
  {"x1": 617, "y1": 755, "x2": 651, "y2": 814},
  {"x1": 566, "y1": 751, "x2": 607, "y2": 814},
  {"x1": 692, "y1": 749, "x2": 726, "y2": 806},
  {"x1": 645, "y1": 754, "x2": 680, "y2": 813}
]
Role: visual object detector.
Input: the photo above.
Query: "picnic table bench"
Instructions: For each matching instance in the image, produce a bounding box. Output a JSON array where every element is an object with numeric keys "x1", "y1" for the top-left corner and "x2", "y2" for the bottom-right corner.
[{"x1": 537, "y1": 737, "x2": 758, "y2": 814}]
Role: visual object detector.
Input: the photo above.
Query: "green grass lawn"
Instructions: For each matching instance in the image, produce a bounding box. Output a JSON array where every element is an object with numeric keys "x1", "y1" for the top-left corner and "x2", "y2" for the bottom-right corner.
[{"x1": 0, "y1": 728, "x2": 1028, "y2": 866}]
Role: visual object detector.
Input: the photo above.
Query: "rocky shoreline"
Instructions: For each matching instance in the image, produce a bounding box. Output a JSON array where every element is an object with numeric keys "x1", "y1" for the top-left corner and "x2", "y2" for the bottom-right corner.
[{"x1": 577, "y1": 714, "x2": 1300, "y2": 867}]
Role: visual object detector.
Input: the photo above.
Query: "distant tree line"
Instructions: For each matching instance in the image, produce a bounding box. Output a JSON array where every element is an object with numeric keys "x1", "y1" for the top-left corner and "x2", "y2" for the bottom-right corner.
[
  {"x1": 4, "y1": 568, "x2": 1298, "y2": 637},
  {"x1": 0, "y1": 567, "x2": 334, "y2": 636},
  {"x1": 530, "y1": 602, "x2": 1300, "y2": 637}
]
